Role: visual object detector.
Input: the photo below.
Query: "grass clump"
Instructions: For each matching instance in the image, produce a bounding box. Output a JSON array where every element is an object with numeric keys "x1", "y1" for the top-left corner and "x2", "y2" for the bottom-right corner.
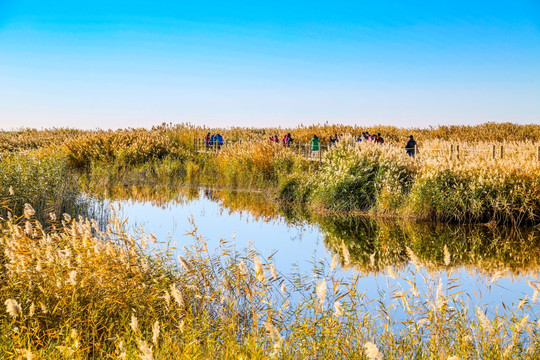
[
  {"x1": 0, "y1": 151, "x2": 82, "y2": 221},
  {"x1": 310, "y1": 138, "x2": 416, "y2": 212},
  {"x1": 406, "y1": 153, "x2": 540, "y2": 225}
]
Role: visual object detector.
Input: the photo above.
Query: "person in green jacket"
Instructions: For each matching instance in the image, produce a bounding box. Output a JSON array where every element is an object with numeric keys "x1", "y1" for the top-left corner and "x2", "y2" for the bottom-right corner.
[{"x1": 311, "y1": 135, "x2": 320, "y2": 157}]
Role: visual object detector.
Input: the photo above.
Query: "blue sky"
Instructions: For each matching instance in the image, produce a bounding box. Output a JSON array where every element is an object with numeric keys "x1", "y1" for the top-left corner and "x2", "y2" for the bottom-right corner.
[{"x1": 0, "y1": 0, "x2": 539, "y2": 129}]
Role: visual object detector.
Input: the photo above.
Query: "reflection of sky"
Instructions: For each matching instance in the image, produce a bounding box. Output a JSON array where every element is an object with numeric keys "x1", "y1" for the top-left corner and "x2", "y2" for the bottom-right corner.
[
  {"x1": 114, "y1": 196, "x2": 325, "y2": 275},
  {"x1": 108, "y1": 193, "x2": 540, "y2": 318}
]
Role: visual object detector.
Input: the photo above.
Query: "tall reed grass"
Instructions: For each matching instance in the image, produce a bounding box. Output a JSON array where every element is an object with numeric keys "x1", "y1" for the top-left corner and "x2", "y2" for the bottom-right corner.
[
  {"x1": 3, "y1": 123, "x2": 540, "y2": 225},
  {"x1": 277, "y1": 139, "x2": 540, "y2": 225},
  {"x1": 0, "y1": 150, "x2": 82, "y2": 221},
  {"x1": 1, "y1": 208, "x2": 538, "y2": 358}
]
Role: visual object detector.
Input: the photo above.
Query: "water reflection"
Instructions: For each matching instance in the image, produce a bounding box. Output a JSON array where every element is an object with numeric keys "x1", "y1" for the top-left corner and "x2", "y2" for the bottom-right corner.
[
  {"x1": 85, "y1": 183, "x2": 540, "y2": 276},
  {"x1": 319, "y1": 215, "x2": 540, "y2": 275}
]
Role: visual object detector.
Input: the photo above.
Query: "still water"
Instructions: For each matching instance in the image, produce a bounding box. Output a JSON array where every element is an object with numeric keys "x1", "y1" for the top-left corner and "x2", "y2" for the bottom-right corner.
[{"x1": 91, "y1": 187, "x2": 540, "y2": 317}]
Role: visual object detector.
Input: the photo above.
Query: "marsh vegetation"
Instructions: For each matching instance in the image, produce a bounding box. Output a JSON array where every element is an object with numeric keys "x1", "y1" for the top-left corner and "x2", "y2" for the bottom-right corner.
[{"x1": 0, "y1": 123, "x2": 539, "y2": 358}]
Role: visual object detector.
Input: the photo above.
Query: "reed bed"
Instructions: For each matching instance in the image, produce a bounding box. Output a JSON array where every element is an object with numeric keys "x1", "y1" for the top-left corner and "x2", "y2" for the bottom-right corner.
[
  {"x1": 276, "y1": 139, "x2": 540, "y2": 225},
  {"x1": 3, "y1": 122, "x2": 539, "y2": 156},
  {"x1": 0, "y1": 207, "x2": 538, "y2": 359},
  {"x1": 0, "y1": 150, "x2": 82, "y2": 221},
  {"x1": 79, "y1": 135, "x2": 540, "y2": 225},
  {"x1": 2, "y1": 123, "x2": 540, "y2": 225}
]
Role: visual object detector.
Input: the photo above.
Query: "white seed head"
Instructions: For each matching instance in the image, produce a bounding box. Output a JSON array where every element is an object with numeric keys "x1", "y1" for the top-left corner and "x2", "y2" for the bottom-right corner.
[
  {"x1": 386, "y1": 265, "x2": 396, "y2": 280},
  {"x1": 130, "y1": 314, "x2": 138, "y2": 333},
  {"x1": 136, "y1": 339, "x2": 153, "y2": 360},
  {"x1": 177, "y1": 256, "x2": 190, "y2": 272},
  {"x1": 443, "y1": 245, "x2": 451, "y2": 266},
  {"x1": 476, "y1": 307, "x2": 493, "y2": 334},
  {"x1": 68, "y1": 270, "x2": 77, "y2": 286},
  {"x1": 330, "y1": 254, "x2": 339, "y2": 271},
  {"x1": 152, "y1": 320, "x2": 160, "y2": 345},
  {"x1": 333, "y1": 301, "x2": 344, "y2": 317},
  {"x1": 316, "y1": 279, "x2": 327, "y2": 305},
  {"x1": 406, "y1": 246, "x2": 422, "y2": 270},
  {"x1": 254, "y1": 256, "x2": 265, "y2": 282},
  {"x1": 518, "y1": 295, "x2": 528, "y2": 310},
  {"x1": 270, "y1": 263, "x2": 278, "y2": 280},
  {"x1": 364, "y1": 341, "x2": 382, "y2": 360},
  {"x1": 24, "y1": 204, "x2": 35, "y2": 219},
  {"x1": 170, "y1": 284, "x2": 184, "y2": 307},
  {"x1": 5, "y1": 299, "x2": 22, "y2": 318}
]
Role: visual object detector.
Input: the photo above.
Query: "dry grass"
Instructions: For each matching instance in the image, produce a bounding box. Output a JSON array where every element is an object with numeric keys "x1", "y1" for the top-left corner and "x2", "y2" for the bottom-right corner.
[{"x1": 0, "y1": 207, "x2": 539, "y2": 358}]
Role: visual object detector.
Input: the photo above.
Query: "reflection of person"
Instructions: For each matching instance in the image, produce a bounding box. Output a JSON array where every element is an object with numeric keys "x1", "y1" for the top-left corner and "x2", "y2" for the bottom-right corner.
[
  {"x1": 405, "y1": 135, "x2": 417, "y2": 157},
  {"x1": 311, "y1": 135, "x2": 320, "y2": 157}
]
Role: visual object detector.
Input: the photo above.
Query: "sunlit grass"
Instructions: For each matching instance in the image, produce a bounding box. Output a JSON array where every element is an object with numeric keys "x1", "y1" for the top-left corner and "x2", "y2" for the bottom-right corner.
[{"x1": 1, "y1": 206, "x2": 538, "y2": 358}]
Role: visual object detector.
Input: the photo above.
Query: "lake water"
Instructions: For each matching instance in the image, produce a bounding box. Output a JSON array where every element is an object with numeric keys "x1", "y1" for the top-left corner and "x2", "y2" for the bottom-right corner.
[{"x1": 91, "y1": 187, "x2": 540, "y2": 318}]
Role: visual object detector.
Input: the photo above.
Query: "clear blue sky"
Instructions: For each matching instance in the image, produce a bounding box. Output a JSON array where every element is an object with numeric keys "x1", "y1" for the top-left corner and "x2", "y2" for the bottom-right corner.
[{"x1": 1, "y1": 0, "x2": 539, "y2": 129}]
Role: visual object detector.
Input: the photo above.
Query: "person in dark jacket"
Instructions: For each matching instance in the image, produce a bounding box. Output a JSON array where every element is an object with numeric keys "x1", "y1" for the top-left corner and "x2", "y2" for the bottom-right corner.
[{"x1": 405, "y1": 135, "x2": 417, "y2": 157}]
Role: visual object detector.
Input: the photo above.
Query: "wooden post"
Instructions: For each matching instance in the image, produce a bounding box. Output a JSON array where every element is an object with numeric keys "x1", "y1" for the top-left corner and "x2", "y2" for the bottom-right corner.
[
  {"x1": 194, "y1": 138, "x2": 197, "y2": 152},
  {"x1": 538, "y1": 145, "x2": 540, "y2": 161},
  {"x1": 319, "y1": 145, "x2": 322, "y2": 163},
  {"x1": 492, "y1": 144, "x2": 496, "y2": 159},
  {"x1": 500, "y1": 145, "x2": 504, "y2": 159},
  {"x1": 456, "y1": 145, "x2": 460, "y2": 160},
  {"x1": 226, "y1": 139, "x2": 229, "y2": 148},
  {"x1": 450, "y1": 144, "x2": 454, "y2": 160}
]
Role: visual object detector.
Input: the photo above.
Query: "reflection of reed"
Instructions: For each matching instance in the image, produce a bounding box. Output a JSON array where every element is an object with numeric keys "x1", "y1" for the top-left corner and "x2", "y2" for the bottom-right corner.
[
  {"x1": 84, "y1": 182, "x2": 540, "y2": 275},
  {"x1": 319, "y1": 215, "x2": 540, "y2": 276},
  {"x1": 202, "y1": 188, "x2": 281, "y2": 223},
  {"x1": 85, "y1": 181, "x2": 199, "y2": 209}
]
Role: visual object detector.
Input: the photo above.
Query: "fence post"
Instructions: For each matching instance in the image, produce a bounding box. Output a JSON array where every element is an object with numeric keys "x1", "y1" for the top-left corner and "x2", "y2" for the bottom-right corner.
[
  {"x1": 500, "y1": 145, "x2": 504, "y2": 159},
  {"x1": 492, "y1": 144, "x2": 496, "y2": 159},
  {"x1": 194, "y1": 138, "x2": 197, "y2": 152},
  {"x1": 538, "y1": 145, "x2": 540, "y2": 161},
  {"x1": 226, "y1": 139, "x2": 229, "y2": 148},
  {"x1": 450, "y1": 144, "x2": 453, "y2": 159},
  {"x1": 457, "y1": 145, "x2": 460, "y2": 160},
  {"x1": 319, "y1": 145, "x2": 322, "y2": 163}
]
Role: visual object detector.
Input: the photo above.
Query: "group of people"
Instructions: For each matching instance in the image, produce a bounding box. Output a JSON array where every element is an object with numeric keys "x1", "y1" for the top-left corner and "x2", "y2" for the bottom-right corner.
[
  {"x1": 204, "y1": 132, "x2": 224, "y2": 149},
  {"x1": 270, "y1": 133, "x2": 294, "y2": 147},
  {"x1": 268, "y1": 131, "x2": 418, "y2": 157},
  {"x1": 203, "y1": 131, "x2": 416, "y2": 156},
  {"x1": 355, "y1": 131, "x2": 384, "y2": 144}
]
